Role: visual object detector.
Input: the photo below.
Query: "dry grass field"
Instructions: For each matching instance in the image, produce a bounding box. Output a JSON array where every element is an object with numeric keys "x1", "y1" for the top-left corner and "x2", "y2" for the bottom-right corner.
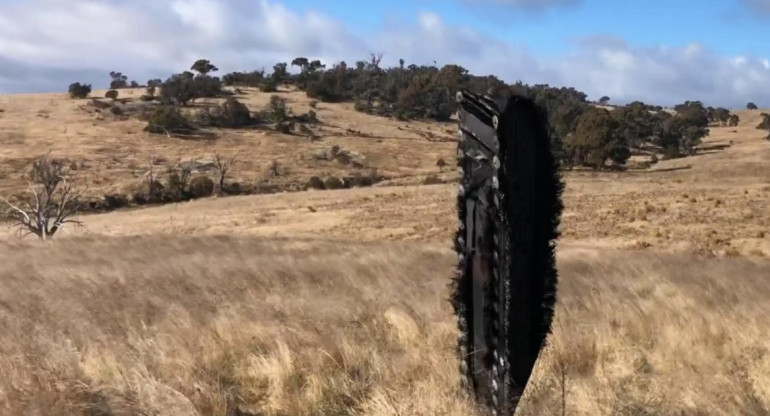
[
  {"x1": 1, "y1": 88, "x2": 769, "y2": 415},
  {"x1": 0, "y1": 87, "x2": 457, "y2": 199}
]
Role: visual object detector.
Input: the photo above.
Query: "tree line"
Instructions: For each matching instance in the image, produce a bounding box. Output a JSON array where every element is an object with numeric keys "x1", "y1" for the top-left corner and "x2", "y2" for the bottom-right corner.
[
  {"x1": 219, "y1": 55, "x2": 748, "y2": 168},
  {"x1": 67, "y1": 56, "x2": 756, "y2": 169}
]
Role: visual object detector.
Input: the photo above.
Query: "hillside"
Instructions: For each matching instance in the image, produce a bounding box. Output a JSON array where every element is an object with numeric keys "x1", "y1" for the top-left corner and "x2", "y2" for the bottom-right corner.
[
  {"x1": 0, "y1": 87, "x2": 458, "y2": 200},
  {"x1": 1, "y1": 88, "x2": 769, "y2": 415},
  {"x1": 2, "y1": 88, "x2": 767, "y2": 255}
]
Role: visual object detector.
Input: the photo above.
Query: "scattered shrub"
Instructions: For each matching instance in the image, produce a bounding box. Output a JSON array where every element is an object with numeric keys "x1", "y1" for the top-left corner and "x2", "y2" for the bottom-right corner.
[
  {"x1": 222, "y1": 182, "x2": 243, "y2": 195},
  {"x1": 424, "y1": 174, "x2": 443, "y2": 185},
  {"x1": 193, "y1": 75, "x2": 224, "y2": 99},
  {"x1": 294, "y1": 110, "x2": 318, "y2": 124},
  {"x1": 144, "y1": 105, "x2": 196, "y2": 135},
  {"x1": 218, "y1": 98, "x2": 254, "y2": 127},
  {"x1": 163, "y1": 164, "x2": 193, "y2": 201},
  {"x1": 109, "y1": 106, "x2": 123, "y2": 116},
  {"x1": 354, "y1": 100, "x2": 372, "y2": 113},
  {"x1": 757, "y1": 113, "x2": 770, "y2": 131},
  {"x1": 188, "y1": 175, "x2": 214, "y2": 198},
  {"x1": 267, "y1": 95, "x2": 290, "y2": 123},
  {"x1": 223, "y1": 70, "x2": 265, "y2": 87},
  {"x1": 196, "y1": 98, "x2": 254, "y2": 128},
  {"x1": 159, "y1": 72, "x2": 196, "y2": 106},
  {"x1": 260, "y1": 78, "x2": 278, "y2": 92},
  {"x1": 102, "y1": 193, "x2": 129, "y2": 209},
  {"x1": 277, "y1": 121, "x2": 294, "y2": 134},
  {"x1": 306, "y1": 176, "x2": 325, "y2": 190},
  {"x1": 345, "y1": 175, "x2": 375, "y2": 188},
  {"x1": 68, "y1": 82, "x2": 92, "y2": 99},
  {"x1": 105, "y1": 90, "x2": 119, "y2": 101},
  {"x1": 89, "y1": 99, "x2": 112, "y2": 110},
  {"x1": 139, "y1": 180, "x2": 165, "y2": 203},
  {"x1": 324, "y1": 176, "x2": 345, "y2": 190}
]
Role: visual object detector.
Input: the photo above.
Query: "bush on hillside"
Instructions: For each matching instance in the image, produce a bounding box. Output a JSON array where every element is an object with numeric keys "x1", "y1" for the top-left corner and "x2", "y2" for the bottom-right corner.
[
  {"x1": 144, "y1": 105, "x2": 196, "y2": 135},
  {"x1": 223, "y1": 70, "x2": 265, "y2": 87},
  {"x1": 260, "y1": 77, "x2": 279, "y2": 93},
  {"x1": 306, "y1": 176, "x2": 325, "y2": 190},
  {"x1": 324, "y1": 176, "x2": 345, "y2": 190},
  {"x1": 267, "y1": 95, "x2": 290, "y2": 124},
  {"x1": 68, "y1": 82, "x2": 92, "y2": 99},
  {"x1": 159, "y1": 69, "x2": 223, "y2": 106},
  {"x1": 102, "y1": 193, "x2": 129, "y2": 209},
  {"x1": 196, "y1": 98, "x2": 255, "y2": 128},
  {"x1": 188, "y1": 175, "x2": 214, "y2": 198},
  {"x1": 757, "y1": 113, "x2": 770, "y2": 131}
]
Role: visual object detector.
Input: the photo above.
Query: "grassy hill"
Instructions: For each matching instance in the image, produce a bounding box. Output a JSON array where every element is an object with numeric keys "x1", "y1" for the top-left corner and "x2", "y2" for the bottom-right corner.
[{"x1": 0, "y1": 88, "x2": 769, "y2": 415}]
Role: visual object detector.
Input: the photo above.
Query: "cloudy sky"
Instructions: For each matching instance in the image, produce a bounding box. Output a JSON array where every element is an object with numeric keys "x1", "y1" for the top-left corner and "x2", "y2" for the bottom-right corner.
[{"x1": 0, "y1": 0, "x2": 769, "y2": 107}]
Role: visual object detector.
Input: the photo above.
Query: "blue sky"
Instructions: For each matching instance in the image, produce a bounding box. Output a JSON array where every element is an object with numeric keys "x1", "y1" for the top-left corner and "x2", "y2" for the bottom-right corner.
[
  {"x1": 0, "y1": 0, "x2": 768, "y2": 106},
  {"x1": 279, "y1": 0, "x2": 769, "y2": 58}
]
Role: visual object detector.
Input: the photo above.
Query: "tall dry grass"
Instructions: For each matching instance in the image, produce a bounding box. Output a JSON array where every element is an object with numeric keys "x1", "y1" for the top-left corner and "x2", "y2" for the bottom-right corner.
[
  {"x1": 0, "y1": 236, "x2": 476, "y2": 416},
  {"x1": 519, "y1": 246, "x2": 770, "y2": 415},
  {"x1": 0, "y1": 236, "x2": 768, "y2": 415}
]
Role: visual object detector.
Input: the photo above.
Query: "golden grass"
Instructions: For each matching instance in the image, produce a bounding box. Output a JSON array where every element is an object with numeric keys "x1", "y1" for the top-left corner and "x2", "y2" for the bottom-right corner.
[
  {"x1": 0, "y1": 237, "x2": 767, "y2": 415},
  {"x1": 0, "y1": 87, "x2": 456, "y2": 199},
  {"x1": 520, "y1": 246, "x2": 770, "y2": 415},
  {"x1": 2, "y1": 89, "x2": 768, "y2": 255},
  {"x1": 0, "y1": 236, "x2": 475, "y2": 416}
]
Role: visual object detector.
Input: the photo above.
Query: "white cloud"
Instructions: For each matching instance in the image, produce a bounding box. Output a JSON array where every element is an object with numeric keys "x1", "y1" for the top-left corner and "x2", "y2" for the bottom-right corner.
[
  {"x1": 742, "y1": 0, "x2": 770, "y2": 14},
  {"x1": 454, "y1": 0, "x2": 582, "y2": 11},
  {"x1": 0, "y1": 0, "x2": 768, "y2": 108},
  {"x1": 0, "y1": 0, "x2": 365, "y2": 93}
]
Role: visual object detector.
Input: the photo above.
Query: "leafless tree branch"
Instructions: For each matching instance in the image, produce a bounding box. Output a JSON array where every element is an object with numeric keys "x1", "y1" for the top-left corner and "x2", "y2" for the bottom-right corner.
[
  {"x1": 1, "y1": 156, "x2": 85, "y2": 239},
  {"x1": 213, "y1": 151, "x2": 242, "y2": 195}
]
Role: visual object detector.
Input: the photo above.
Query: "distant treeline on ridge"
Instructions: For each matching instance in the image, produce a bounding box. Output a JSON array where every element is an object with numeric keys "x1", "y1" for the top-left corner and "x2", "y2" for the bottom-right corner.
[{"x1": 69, "y1": 56, "x2": 764, "y2": 169}]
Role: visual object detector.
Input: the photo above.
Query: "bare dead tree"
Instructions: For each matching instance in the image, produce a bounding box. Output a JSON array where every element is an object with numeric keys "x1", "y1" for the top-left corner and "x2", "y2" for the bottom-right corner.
[
  {"x1": 1, "y1": 156, "x2": 85, "y2": 239},
  {"x1": 268, "y1": 159, "x2": 281, "y2": 177},
  {"x1": 164, "y1": 158, "x2": 193, "y2": 200},
  {"x1": 143, "y1": 154, "x2": 164, "y2": 202},
  {"x1": 213, "y1": 151, "x2": 241, "y2": 195}
]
